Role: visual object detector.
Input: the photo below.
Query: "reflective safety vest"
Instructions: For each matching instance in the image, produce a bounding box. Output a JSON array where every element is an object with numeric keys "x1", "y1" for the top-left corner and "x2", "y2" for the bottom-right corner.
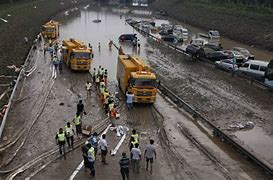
[
  {"x1": 88, "y1": 147, "x2": 95, "y2": 162},
  {"x1": 65, "y1": 125, "x2": 73, "y2": 137},
  {"x1": 104, "y1": 91, "x2": 109, "y2": 99},
  {"x1": 104, "y1": 96, "x2": 109, "y2": 105},
  {"x1": 109, "y1": 103, "x2": 114, "y2": 111},
  {"x1": 57, "y1": 132, "x2": 65, "y2": 142},
  {"x1": 96, "y1": 76, "x2": 100, "y2": 83},
  {"x1": 74, "y1": 116, "x2": 81, "y2": 125},
  {"x1": 131, "y1": 134, "x2": 139, "y2": 144}
]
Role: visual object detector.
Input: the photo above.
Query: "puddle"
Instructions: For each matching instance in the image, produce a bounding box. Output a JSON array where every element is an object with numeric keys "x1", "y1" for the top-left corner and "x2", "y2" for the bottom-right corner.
[{"x1": 234, "y1": 126, "x2": 273, "y2": 164}]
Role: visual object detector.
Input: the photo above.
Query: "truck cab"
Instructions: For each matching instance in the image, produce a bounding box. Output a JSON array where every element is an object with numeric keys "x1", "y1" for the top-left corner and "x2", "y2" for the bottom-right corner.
[
  {"x1": 41, "y1": 20, "x2": 59, "y2": 39},
  {"x1": 117, "y1": 55, "x2": 157, "y2": 103},
  {"x1": 62, "y1": 39, "x2": 92, "y2": 71}
]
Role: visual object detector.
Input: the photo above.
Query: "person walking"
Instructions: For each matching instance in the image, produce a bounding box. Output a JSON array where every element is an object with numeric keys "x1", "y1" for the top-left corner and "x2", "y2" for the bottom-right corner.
[
  {"x1": 73, "y1": 112, "x2": 82, "y2": 138},
  {"x1": 119, "y1": 152, "x2": 130, "y2": 180},
  {"x1": 131, "y1": 129, "x2": 139, "y2": 145},
  {"x1": 131, "y1": 143, "x2": 141, "y2": 173},
  {"x1": 55, "y1": 128, "x2": 66, "y2": 156},
  {"x1": 86, "y1": 81, "x2": 92, "y2": 97},
  {"x1": 92, "y1": 68, "x2": 96, "y2": 83},
  {"x1": 77, "y1": 100, "x2": 86, "y2": 117},
  {"x1": 82, "y1": 142, "x2": 90, "y2": 168},
  {"x1": 126, "y1": 91, "x2": 134, "y2": 110},
  {"x1": 98, "y1": 42, "x2": 101, "y2": 52},
  {"x1": 65, "y1": 122, "x2": 75, "y2": 148},
  {"x1": 87, "y1": 143, "x2": 96, "y2": 177},
  {"x1": 144, "y1": 139, "x2": 157, "y2": 174},
  {"x1": 95, "y1": 75, "x2": 100, "y2": 91},
  {"x1": 52, "y1": 55, "x2": 59, "y2": 70},
  {"x1": 129, "y1": 136, "x2": 137, "y2": 151},
  {"x1": 59, "y1": 59, "x2": 63, "y2": 74},
  {"x1": 98, "y1": 134, "x2": 108, "y2": 165},
  {"x1": 89, "y1": 132, "x2": 99, "y2": 156}
]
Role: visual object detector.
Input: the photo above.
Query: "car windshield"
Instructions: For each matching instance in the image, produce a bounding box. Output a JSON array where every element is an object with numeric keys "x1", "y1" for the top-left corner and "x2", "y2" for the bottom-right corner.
[
  {"x1": 73, "y1": 52, "x2": 90, "y2": 59},
  {"x1": 130, "y1": 78, "x2": 157, "y2": 87},
  {"x1": 210, "y1": 31, "x2": 220, "y2": 36}
]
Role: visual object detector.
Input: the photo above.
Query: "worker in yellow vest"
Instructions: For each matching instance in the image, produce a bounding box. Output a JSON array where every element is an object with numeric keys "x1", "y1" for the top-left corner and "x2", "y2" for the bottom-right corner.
[
  {"x1": 55, "y1": 128, "x2": 66, "y2": 155},
  {"x1": 131, "y1": 129, "x2": 139, "y2": 144},
  {"x1": 87, "y1": 143, "x2": 96, "y2": 177},
  {"x1": 73, "y1": 112, "x2": 82, "y2": 138},
  {"x1": 65, "y1": 122, "x2": 75, "y2": 148}
]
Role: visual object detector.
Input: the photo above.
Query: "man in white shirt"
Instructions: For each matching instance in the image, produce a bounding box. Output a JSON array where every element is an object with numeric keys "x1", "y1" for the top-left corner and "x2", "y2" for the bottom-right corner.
[
  {"x1": 144, "y1": 139, "x2": 156, "y2": 174},
  {"x1": 98, "y1": 134, "x2": 108, "y2": 165},
  {"x1": 85, "y1": 81, "x2": 92, "y2": 97},
  {"x1": 130, "y1": 143, "x2": 141, "y2": 173}
]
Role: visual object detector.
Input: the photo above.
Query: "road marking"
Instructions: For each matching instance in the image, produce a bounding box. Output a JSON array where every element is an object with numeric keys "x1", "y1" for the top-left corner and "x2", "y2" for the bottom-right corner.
[
  {"x1": 68, "y1": 124, "x2": 111, "y2": 180},
  {"x1": 111, "y1": 133, "x2": 126, "y2": 156},
  {"x1": 68, "y1": 161, "x2": 84, "y2": 180}
]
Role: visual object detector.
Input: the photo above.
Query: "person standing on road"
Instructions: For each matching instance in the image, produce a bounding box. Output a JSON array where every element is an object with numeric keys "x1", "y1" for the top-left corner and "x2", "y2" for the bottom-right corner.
[
  {"x1": 87, "y1": 143, "x2": 96, "y2": 177},
  {"x1": 92, "y1": 68, "x2": 96, "y2": 84},
  {"x1": 82, "y1": 142, "x2": 90, "y2": 168},
  {"x1": 65, "y1": 122, "x2": 75, "y2": 148},
  {"x1": 55, "y1": 128, "x2": 66, "y2": 156},
  {"x1": 98, "y1": 134, "x2": 108, "y2": 165},
  {"x1": 98, "y1": 42, "x2": 101, "y2": 52},
  {"x1": 131, "y1": 129, "x2": 139, "y2": 145},
  {"x1": 86, "y1": 81, "x2": 92, "y2": 97},
  {"x1": 119, "y1": 152, "x2": 130, "y2": 180},
  {"x1": 144, "y1": 139, "x2": 157, "y2": 174},
  {"x1": 89, "y1": 132, "x2": 99, "y2": 157},
  {"x1": 131, "y1": 143, "x2": 141, "y2": 173},
  {"x1": 77, "y1": 100, "x2": 86, "y2": 117},
  {"x1": 95, "y1": 75, "x2": 100, "y2": 91},
  {"x1": 73, "y1": 112, "x2": 82, "y2": 138},
  {"x1": 126, "y1": 91, "x2": 134, "y2": 110}
]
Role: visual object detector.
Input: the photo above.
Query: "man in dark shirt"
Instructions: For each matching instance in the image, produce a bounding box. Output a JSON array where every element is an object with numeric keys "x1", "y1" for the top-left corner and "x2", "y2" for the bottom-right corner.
[
  {"x1": 77, "y1": 100, "x2": 86, "y2": 116},
  {"x1": 82, "y1": 142, "x2": 90, "y2": 168},
  {"x1": 119, "y1": 152, "x2": 130, "y2": 180}
]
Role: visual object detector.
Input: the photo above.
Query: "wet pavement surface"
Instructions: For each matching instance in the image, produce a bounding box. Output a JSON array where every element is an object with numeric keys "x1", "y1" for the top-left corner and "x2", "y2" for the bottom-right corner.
[{"x1": 0, "y1": 4, "x2": 273, "y2": 180}]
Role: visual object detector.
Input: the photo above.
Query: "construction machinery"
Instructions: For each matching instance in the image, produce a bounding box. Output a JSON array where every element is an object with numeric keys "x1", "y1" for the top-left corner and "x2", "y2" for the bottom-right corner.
[
  {"x1": 41, "y1": 20, "x2": 59, "y2": 40},
  {"x1": 116, "y1": 54, "x2": 157, "y2": 103},
  {"x1": 62, "y1": 39, "x2": 93, "y2": 71}
]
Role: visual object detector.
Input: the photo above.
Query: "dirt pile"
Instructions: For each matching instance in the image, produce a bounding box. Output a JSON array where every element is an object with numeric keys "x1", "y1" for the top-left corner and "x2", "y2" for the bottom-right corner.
[
  {"x1": 0, "y1": 0, "x2": 90, "y2": 76},
  {"x1": 151, "y1": 0, "x2": 273, "y2": 53}
]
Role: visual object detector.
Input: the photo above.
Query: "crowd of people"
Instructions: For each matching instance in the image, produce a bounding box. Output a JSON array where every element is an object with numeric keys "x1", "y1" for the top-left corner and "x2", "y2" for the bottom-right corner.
[{"x1": 44, "y1": 41, "x2": 63, "y2": 74}]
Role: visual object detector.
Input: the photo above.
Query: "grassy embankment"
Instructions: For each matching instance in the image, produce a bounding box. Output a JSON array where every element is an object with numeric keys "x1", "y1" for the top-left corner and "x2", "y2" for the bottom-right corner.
[
  {"x1": 151, "y1": 0, "x2": 273, "y2": 52},
  {"x1": 0, "y1": 0, "x2": 91, "y2": 75}
]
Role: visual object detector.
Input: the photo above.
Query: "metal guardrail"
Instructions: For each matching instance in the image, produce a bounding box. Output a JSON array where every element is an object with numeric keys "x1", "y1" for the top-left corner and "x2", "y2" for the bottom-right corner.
[
  {"x1": 129, "y1": 23, "x2": 273, "y2": 91},
  {"x1": 157, "y1": 83, "x2": 273, "y2": 176},
  {"x1": 0, "y1": 45, "x2": 34, "y2": 139}
]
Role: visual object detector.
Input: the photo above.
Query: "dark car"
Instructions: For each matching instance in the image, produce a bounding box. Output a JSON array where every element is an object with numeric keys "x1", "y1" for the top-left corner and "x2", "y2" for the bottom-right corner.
[
  {"x1": 161, "y1": 35, "x2": 177, "y2": 43},
  {"x1": 119, "y1": 34, "x2": 137, "y2": 42},
  {"x1": 204, "y1": 44, "x2": 223, "y2": 51},
  {"x1": 159, "y1": 29, "x2": 173, "y2": 36},
  {"x1": 197, "y1": 47, "x2": 229, "y2": 61},
  {"x1": 186, "y1": 44, "x2": 201, "y2": 57}
]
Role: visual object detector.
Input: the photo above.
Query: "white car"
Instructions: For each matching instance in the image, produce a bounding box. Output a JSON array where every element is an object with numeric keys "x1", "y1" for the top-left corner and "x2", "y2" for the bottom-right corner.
[{"x1": 215, "y1": 59, "x2": 238, "y2": 72}]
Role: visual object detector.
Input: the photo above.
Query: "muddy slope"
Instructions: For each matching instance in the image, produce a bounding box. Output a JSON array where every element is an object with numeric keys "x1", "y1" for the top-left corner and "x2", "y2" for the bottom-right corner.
[
  {"x1": 151, "y1": 0, "x2": 273, "y2": 53},
  {"x1": 0, "y1": 0, "x2": 90, "y2": 76}
]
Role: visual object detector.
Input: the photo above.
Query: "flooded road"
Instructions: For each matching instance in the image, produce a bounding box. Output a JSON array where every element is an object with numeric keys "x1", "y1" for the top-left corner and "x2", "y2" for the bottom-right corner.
[{"x1": 54, "y1": 5, "x2": 273, "y2": 168}]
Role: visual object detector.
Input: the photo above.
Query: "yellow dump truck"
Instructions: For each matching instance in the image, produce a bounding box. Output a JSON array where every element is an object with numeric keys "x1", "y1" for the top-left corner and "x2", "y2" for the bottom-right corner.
[
  {"x1": 62, "y1": 39, "x2": 92, "y2": 71},
  {"x1": 41, "y1": 20, "x2": 59, "y2": 39},
  {"x1": 117, "y1": 54, "x2": 157, "y2": 103}
]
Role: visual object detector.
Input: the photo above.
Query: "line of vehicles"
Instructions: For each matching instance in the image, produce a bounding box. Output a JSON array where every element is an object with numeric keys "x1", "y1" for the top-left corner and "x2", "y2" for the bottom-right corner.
[{"x1": 41, "y1": 20, "x2": 158, "y2": 104}]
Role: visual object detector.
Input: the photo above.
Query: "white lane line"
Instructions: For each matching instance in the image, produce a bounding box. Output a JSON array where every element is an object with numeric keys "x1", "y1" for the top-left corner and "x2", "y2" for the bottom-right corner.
[
  {"x1": 68, "y1": 161, "x2": 84, "y2": 180},
  {"x1": 111, "y1": 133, "x2": 126, "y2": 156},
  {"x1": 68, "y1": 124, "x2": 111, "y2": 180},
  {"x1": 101, "y1": 124, "x2": 111, "y2": 138}
]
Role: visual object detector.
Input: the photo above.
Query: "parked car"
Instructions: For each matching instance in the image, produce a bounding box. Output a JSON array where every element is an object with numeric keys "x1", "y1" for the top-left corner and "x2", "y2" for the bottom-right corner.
[
  {"x1": 119, "y1": 34, "x2": 137, "y2": 42},
  {"x1": 237, "y1": 60, "x2": 268, "y2": 81},
  {"x1": 208, "y1": 30, "x2": 220, "y2": 39},
  {"x1": 161, "y1": 34, "x2": 177, "y2": 43},
  {"x1": 190, "y1": 38, "x2": 206, "y2": 46},
  {"x1": 204, "y1": 44, "x2": 223, "y2": 51},
  {"x1": 186, "y1": 44, "x2": 201, "y2": 57},
  {"x1": 215, "y1": 59, "x2": 238, "y2": 72},
  {"x1": 223, "y1": 50, "x2": 248, "y2": 66},
  {"x1": 197, "y1": 47, "x2": 229, "y2": 61},
  {"x1": 232, "y1": 47, "x2": 254, "y2": 60},
  {"x1": 159, "y1": 29, "x2": 173, "y2": 36}
]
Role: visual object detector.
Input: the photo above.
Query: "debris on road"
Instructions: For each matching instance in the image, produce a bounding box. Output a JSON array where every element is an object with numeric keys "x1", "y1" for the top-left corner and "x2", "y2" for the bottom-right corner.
[
  {"x1": 228, "y1": 121, "x2": 255, "y2": 131},
  {"x1": 0, "y1": 18, "x2": 8, "y2": 23}
]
